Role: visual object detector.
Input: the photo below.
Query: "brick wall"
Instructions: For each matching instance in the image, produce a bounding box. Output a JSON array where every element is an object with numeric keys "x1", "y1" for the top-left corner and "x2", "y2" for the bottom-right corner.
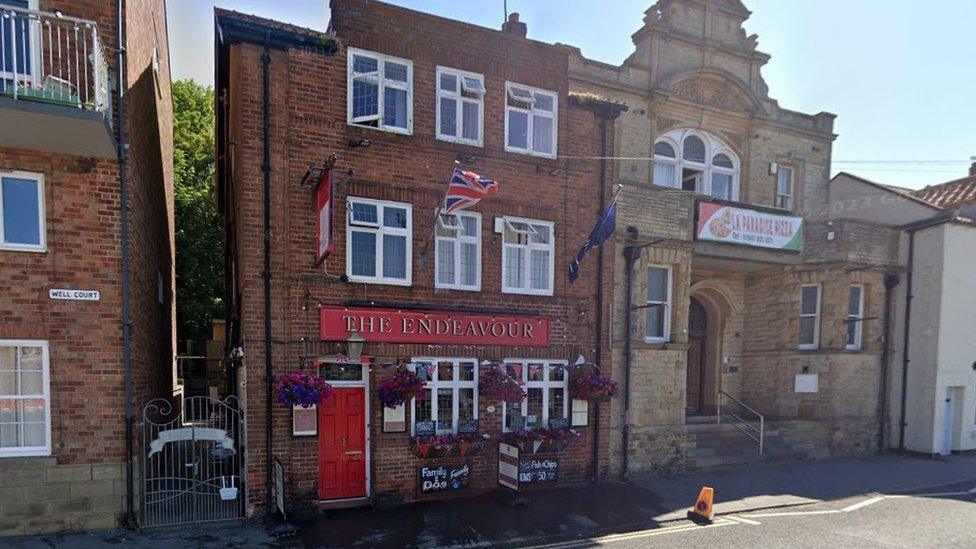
[
  {"x1": 0, "y1": 0, "x2": 173, "y2": 535},
  {"x1": 221, "y1": 0, "x2": 615, "y2": 515}
]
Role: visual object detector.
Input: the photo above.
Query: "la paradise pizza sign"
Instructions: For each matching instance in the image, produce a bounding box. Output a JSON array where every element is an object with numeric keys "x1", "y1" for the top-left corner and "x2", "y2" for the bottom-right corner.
[{"x1": 696, "y1": 202, "x2": 804, "y2": 252}]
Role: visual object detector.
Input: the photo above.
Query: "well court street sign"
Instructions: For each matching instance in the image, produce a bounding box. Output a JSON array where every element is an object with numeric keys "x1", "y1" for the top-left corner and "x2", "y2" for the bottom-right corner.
[{"x1": 49, "y1": 288, "x2": 101, "y2": 301}]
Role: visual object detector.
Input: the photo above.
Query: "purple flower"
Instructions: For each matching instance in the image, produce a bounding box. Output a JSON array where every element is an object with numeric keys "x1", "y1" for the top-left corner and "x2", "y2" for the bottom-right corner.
[
  {"x1": 378, "y1": 369, "x2": 426, "y2": 409},
  {"x1": 276, "y1": 371, "x2": 333, "y2": 408}
]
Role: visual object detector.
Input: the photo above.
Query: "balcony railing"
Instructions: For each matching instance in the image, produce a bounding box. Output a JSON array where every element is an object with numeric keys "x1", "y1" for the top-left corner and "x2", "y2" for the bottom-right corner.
[{"x1": 0, "y1": 5, "x2": 109, "y2": 112}]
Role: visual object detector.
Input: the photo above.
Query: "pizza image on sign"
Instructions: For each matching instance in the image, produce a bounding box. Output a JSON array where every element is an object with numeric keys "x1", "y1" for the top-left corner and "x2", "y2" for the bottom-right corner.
[{"x1": 696, "y1": 202, "x2": 804, "y2": 252}]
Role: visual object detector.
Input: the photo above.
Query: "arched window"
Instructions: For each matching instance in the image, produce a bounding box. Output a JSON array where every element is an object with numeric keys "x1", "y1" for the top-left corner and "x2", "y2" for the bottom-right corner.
[{"x1": 652, "y1": 129, "x2": 740, "y2": 201}]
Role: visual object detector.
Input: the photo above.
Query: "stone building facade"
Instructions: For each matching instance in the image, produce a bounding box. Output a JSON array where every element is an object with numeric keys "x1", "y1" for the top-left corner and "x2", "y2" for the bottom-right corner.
[
  {"x1": 569, "y1": 0, "x2": 899, "y2": 474},
  {"x1": 215, "y1": 0, "x2": 621, "y2": 517},
  {"x1": 0, "y1": 0, "x2": 174, "y2": 536}
]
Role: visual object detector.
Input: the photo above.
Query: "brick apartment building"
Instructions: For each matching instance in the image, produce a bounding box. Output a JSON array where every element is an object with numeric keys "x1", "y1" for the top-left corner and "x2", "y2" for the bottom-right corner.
[
  {"x1": 215, "y1": 1, "x2": 623, "y2": 515},
  {"x1": 0, "y1": 0, "x2": 174, "y2": 535},
  {"x1": 569, "y1": 0, "x2": 899, "y2": 473}
]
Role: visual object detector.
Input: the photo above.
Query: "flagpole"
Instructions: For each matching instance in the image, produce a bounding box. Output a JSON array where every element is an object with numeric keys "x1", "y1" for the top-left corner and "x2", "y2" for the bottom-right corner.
[{"x1": 419, "y1": 161, "x2": 460, "y2": 265}]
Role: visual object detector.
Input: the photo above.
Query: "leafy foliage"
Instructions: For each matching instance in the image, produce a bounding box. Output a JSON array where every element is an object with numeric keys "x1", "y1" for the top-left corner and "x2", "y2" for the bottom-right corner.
[{"x1": 173, "y1": 79, "x2": 223, "y2": 347}]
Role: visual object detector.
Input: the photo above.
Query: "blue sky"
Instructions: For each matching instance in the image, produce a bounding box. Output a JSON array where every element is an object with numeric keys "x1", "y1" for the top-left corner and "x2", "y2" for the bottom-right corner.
[{"x1": 166, "y1": 0, "x2": 975, "y2": 189}]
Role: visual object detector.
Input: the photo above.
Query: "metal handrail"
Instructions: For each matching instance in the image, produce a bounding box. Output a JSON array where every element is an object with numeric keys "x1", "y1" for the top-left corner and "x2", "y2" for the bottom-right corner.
[{"x1": 717, "y1": 390, "x2": 765, "y2": 455}]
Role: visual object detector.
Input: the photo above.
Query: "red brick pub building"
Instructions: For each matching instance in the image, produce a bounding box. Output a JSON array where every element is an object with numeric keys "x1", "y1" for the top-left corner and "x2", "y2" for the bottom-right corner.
[{"x1": 215, "y1": 1, "x2": 624, "y2": 515}]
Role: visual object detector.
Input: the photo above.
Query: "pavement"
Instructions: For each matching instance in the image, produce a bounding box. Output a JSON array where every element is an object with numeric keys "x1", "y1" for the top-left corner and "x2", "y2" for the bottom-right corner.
[{"x1": 5, "y1": 453, "x2": 975, "y2": 548}]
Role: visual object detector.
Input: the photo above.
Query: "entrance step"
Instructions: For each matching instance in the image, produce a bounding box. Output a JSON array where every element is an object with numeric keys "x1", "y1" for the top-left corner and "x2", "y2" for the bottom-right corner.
[{"x1": 685, "y1": 421, "x2": 829, "y2": 471}]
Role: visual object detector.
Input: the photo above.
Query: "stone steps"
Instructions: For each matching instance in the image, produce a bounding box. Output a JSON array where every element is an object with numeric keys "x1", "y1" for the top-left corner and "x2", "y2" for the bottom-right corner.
[{"x1": 685, "y1": 422, "x2": 829, "y2": 471}]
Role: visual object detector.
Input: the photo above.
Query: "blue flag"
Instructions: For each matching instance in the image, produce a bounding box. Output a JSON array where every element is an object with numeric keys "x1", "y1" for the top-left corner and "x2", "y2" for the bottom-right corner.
[{"x1": 568, "y1": 201, "x2": 617, "y2": 283}]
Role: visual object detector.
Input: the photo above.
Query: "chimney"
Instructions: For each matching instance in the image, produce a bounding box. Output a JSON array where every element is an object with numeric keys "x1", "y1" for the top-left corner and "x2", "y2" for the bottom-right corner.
[
  {"x1": 970, "y1": 156, "x2": 976, "y2": 177},
  {"x1": 502, "y1": 12, "x2": 527, "y2": 38}
]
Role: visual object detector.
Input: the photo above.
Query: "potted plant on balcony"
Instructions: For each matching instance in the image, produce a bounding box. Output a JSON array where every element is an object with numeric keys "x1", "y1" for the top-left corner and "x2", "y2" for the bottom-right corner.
[{"x1": 275, "y1": 371, "x2": 333, "y2": 408}]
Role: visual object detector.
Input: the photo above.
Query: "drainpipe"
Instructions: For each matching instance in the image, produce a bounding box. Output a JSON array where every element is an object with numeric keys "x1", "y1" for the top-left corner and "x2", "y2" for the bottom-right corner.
[
  {"x1": 620, "y1": 239, "x2": 641, "y2": 480},
  {"x1": 898, "y1": 231, "x2": 915, "y2": 450},
  {"x1": 591, "y1": 118, "x2": 608, "y2": 482},
  {"x1": 261, "y1": 38, "x2": 274, "y2": 513},
  {"x1": 117, "y1": 0, "x2": 135, "y2": 527},
  {"x1": 879, "y1": 274, "x2": 900, "y2": 451}
]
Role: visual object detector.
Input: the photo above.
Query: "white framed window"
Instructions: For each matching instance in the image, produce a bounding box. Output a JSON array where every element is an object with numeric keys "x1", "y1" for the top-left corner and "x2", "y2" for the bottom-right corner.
[
  {"x1": 502, "y1": 360, "x2": 568, "y2": 432},
  {"x1": 436, "y1": 66, "x2": 484, "y2": 146},
  {"x1": 1, "y1": 170, "x2": 45, "y2": 252},
  {"x1": 651, "y1": 129, "x2": 740, "y2": 201},
  {"x1": 346, "y1": 47, "x2": 413, "y2": 134},
  {"x1": 346, "y1": 197, "x2": 412, "y2": 286},
  {"x1": 0, "y1": 340, "x2": 50, "y2": 457},
  {"x1": 799, "y1": 284, "x2": 822, "y2": 350},
  {"x1": 846, "y1": 284, "x2": 864, "y2": 350},
  {"x1": 645, "y1": 265, "x2": 672, "y2": 343},
  {"x1": 500, "y1": 216, "x2": 554, "y2": 296},
  {"x1": 410, "y1": 358, "x2": 478, "y2": 435},
  {"x1": 292, "y1": 405, "x2": 317, "y2": 436},
  {"x1": 504, "y1": 82, "x2": 557, "y2": 158},
  {"x1": 776, "y1": 166, "x2": 794, "y2": 210},
  {"x1": 435, "y1": 211, "x2": 481, "y2": 291}
]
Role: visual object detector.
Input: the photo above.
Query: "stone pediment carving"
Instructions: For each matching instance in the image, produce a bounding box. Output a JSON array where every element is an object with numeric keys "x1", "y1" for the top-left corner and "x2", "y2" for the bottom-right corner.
[{"x1": 671, "y1": 77, "x2": 749, "y2": 112}]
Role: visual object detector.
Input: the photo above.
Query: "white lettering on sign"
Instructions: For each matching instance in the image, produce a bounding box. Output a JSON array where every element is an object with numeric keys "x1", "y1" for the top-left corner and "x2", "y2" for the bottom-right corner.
[{"x1": 49, "y1": 289, "x2": 101, "y2": 301}]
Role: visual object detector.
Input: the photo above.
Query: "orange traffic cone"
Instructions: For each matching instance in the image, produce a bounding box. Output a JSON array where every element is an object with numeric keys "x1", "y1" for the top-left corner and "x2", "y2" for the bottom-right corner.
[{"x1": 687, "y1": 486, "x2": 715, "y2": 524}]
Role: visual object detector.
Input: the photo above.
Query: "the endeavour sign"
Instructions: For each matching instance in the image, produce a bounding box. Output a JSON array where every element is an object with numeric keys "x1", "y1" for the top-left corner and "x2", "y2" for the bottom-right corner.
[
  {"x1": 696, "y1": 202, "x2": 803, "y2": 251},
  {"x1": 321, "y1": 307, "x2": 550, "y2": 347}
]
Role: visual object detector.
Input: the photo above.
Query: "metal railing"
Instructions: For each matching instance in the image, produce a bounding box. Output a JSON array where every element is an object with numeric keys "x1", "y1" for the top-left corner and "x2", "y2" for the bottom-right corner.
[
  {"x1": 717, "y1": 390, "x2": 765, "y2": 455},
  {"x1": 0, "y1": 5, "x2": 108, "y2": 112}
]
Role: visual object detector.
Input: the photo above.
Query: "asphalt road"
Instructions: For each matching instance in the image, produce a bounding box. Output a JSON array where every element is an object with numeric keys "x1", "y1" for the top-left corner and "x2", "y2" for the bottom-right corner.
[{"x1": 536, "y1": 483, "x2": 976, "y2": 549}]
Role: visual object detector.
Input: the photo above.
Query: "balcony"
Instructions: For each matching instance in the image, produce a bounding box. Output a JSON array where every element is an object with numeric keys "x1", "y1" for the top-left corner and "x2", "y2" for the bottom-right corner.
[{"x1": 0, "y1": 5, "x2": 115, "y2": 158}]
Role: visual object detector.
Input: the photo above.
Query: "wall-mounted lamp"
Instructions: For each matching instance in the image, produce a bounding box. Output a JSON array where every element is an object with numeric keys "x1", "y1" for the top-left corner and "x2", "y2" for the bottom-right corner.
[
  {"x1": 347, "y1": 138, "x2": 372, "y2": 149},
  {"x1": 346, "y1": 331, "x2": 365, "y2": 362}
]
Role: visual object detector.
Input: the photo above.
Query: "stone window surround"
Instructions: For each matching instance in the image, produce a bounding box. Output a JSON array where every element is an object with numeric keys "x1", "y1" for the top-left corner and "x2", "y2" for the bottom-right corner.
[
  {"x1": 644, "y1": 264, "x2": 673, "y2": 344},
  {"x1": 799, "y1": 284, "x2": 822, "y2": 350},
  {"x1": 651, "y1": 128, "x2": 740, "y2": 201},
  {"x1": 846, "y1": 284, "x2": 865, "y2": 351}
]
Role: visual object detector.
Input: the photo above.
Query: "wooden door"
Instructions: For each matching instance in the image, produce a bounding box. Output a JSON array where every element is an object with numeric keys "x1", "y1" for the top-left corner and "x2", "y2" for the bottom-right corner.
[
  {"x1": 318, "y1": 388, "x2": 367, "y2": 500},
  {"x1": 687, "y1": 337, "x2": 704, "y2": 414}
]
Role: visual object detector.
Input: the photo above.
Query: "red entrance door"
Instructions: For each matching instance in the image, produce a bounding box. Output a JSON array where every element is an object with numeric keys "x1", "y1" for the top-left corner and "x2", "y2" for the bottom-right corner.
[{"x1": 318, "y1": 387, "x2": 367, "y2": 500}]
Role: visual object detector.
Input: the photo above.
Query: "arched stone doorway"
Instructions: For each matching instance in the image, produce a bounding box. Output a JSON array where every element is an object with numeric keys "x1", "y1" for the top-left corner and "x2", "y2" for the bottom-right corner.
[
  {"x1": 686, "y1": 297, "x2": 709, "y2": 415},
  {"x1": 686, "y1": 283, "x2": 738, "y2": 417}
]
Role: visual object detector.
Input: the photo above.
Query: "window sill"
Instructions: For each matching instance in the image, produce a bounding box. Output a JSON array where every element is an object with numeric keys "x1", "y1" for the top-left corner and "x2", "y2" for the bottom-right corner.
[
  {"x1": 347, "y1": 276, "x2": 412, "y2": 287},
  {"x1": 0, "y1": 449, "x2": 52, "y2": 459},
  {"x1": 434, "y1": 284, "x2": 482, "y2": 292},
  {"x1": 436, "y1": 135, "x2": 484, "y2": 148},
  {"x1": 503, "y1": 146, "x2": 557, "y2": 160},
  {"x1": 0, "y1": 244, "x2": 47, "y2": 253},
  {"x1": 347, "y1": 121, "x2": 413, "y2": 136},
  {"x1": 502, "y1": 287, "x2": 554, "y2": 297}
]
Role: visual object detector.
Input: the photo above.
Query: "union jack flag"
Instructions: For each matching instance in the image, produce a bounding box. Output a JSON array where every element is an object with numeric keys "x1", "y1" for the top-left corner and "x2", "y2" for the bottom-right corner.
[{"x1": 443, "y1": 168, "x2": 499, "y2": 213}]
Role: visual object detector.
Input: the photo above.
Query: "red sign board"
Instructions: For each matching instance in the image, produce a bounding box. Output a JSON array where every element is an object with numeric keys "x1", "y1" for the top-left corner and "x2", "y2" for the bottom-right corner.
[
  {"x1": 320, "y1": 307, "x2": 550, "y2": 347},
  {"x1": 315, "y1": 170, "x2": 335, "y2": 266}
]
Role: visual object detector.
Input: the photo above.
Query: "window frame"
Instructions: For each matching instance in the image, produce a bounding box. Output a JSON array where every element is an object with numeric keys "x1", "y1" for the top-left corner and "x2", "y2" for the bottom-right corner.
[
  {"x1": 846, "y1": 284, "x2": 865, "y2": 351},
  {"x1": 502, "y1": 359, "x2": 569, "y2": 433},
  {"x1": 434, "y1": 210, "x2": 482, "y2": 291},
  {"x1": 435, "y1": 66, "x2": 484, "y2": 147},
  {"x1": 500, "y1": 216, "x2": 555, "y2": 296},
  {"x1": 644, "y1": 264, "x2": 673, "y2": 344},
  {"x1": 651, "y1": 129, "x2": 740, "y2": 201},
  {"x1": 798, "y1": 284, "x2": 822, "y2": 350},
  {"x1": 776, "y1": 166, "x2": 794, "y2": 210},
  {"x1": 345, "y1": 196, "x2": 413, "y2": 286},
  {"x1": 0, "y1": 170, "x2": 46, "y2": 252},
  {"x1": 0, "y1": 339, "x2": 51, "y2": 457},
  {"x1": 504, "y1": 82, "x2": 558, "y2": 158},
  {"x1": 346, "y1": 47, "x2": 413, "y2": 135},
  {"x1": 409, "y1": 358, "x2": 479, "y2": 436}
]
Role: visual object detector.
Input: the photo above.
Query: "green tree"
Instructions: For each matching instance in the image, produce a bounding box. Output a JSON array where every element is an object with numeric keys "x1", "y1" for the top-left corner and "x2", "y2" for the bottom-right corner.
[{"x1": 173, "y1": 79, "x2": 222, "y2": 349}]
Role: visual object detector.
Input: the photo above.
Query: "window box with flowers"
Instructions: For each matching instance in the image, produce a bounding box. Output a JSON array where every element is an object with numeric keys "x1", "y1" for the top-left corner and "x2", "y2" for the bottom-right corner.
[
  {"x1": 409, "y1": 432, "x2": 489, "y2": 459},
  {"x1": 501, "y1": 428, "x2": 581, "y2": 455}
]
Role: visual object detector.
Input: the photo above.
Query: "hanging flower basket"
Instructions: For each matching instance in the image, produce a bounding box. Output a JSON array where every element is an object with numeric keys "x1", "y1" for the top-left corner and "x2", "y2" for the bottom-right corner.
[
  {"x1": 479, "y1": 366, "x2": 526, "y2": 404},
  {"x1": 501, "y1": 429, "x2": 581, "y2": 454},
  {"x1": 276, "y1": 371, "x2": 333, "y2": 408},
  {"x1": 409, "y1": 433, "x2": 488, "y2": 459},
  {"x1": 569, "y1": 371, "x2": 619, "y2": 402},
  {"x1": 378, "y1": 368, "x2": 426, "y2": 409}
]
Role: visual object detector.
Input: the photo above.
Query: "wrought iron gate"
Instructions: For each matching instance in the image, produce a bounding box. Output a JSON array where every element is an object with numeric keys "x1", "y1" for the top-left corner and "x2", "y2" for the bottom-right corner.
[{"x1": 142, "y1": 396, "x2": 245, "y2": 527}]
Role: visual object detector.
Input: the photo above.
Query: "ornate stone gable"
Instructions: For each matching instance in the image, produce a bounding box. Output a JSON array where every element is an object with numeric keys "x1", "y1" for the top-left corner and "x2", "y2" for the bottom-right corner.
[{"x1": 669, "y1": 76, "x2": 753, "y2": 113}]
